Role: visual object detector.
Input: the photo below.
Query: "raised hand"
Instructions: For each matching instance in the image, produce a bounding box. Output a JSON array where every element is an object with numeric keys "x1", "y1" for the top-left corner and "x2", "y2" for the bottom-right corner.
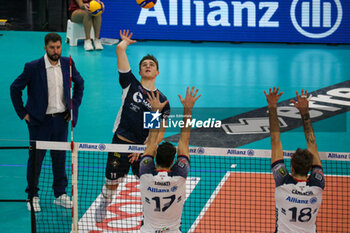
[
  {"x1": 119, "y1": 29, "x2": 137, "y2": 45},
  {"x1": 178, "y1": 87, "x2": 201, "y2": 109},
  {"x1": 147, "y1": 91, "x2": 169, "y2": 112},
  {"x1": 290, "y1": 89, "x2": 309, "y2": 114},
  {"x1": 264, "y1": 87, "x2": 283, "y2": 108}
]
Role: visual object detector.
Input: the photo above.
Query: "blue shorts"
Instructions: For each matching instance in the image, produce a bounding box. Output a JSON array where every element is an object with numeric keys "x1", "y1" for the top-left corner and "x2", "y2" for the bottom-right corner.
[{"x1": 105, "y1": 134, "x2": 141, "y2": 182}]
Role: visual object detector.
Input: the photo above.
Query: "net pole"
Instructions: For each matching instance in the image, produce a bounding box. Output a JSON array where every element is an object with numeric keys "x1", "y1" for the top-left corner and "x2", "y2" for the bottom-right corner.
[
  {"x1": 30, "y1": 144, "x2": 37, "y2": 233},
  {"x1": 71, "y1": 143, "x2": 78, "y2": 233},
  {"x1": 70, "y1": 56, "x2": 79, "y2": 233}
]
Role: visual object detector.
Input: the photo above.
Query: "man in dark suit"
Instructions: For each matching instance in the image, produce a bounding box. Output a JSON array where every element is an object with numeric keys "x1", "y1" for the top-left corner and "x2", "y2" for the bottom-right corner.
[{"x1": 10, "y1": 32, "x2": 84, "y2": 212}]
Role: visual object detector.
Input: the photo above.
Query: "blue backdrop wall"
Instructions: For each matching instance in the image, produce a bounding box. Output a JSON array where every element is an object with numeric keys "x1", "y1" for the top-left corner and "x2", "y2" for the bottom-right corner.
[{"x1": 100, "y1": 0, "x2": 349, "y2": 43}]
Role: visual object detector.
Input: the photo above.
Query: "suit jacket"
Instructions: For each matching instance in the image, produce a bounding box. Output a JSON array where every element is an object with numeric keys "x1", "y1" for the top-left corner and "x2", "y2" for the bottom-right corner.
[{"x1": 10, "y1": 56, "x2": 84, "y2": 127}]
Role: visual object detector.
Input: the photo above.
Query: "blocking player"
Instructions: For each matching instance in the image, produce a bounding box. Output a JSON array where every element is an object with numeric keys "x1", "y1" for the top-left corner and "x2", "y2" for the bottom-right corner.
[
  {"x1": 95, "y1": 29, "x2": 170, "y2": 222},
  {"x1": 139, "y1": 87, "x2": 200, "y2": 233},
  {"x1": 265, "y1": 87, "x2": 325, "y2": 233}
]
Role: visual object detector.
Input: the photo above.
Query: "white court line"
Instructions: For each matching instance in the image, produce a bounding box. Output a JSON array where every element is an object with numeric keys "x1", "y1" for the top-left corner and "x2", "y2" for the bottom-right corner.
[{"x1": 187, "y1": 172, "x2": 231, "y2": 233}]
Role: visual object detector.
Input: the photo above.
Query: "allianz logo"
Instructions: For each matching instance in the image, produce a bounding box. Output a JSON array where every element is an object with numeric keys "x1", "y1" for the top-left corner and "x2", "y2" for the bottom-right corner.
[
  {"x1": 137, "y1": 0, "x2": 342, "y2": 38},
  {"x1": 79, "y1": 143, "x2": 107, "y2": 151},
  {"x1": 189, "y1": 147, "x2": 205, "y2": 154},
  {"x1": 133, "y1": 92, "x2": 152, "y2": 109},
  {"x1": 328, "y1": 153, "x2": 348, "y2": 159},
  {"x1": 227, "y1": 149, "x2": 254, "y2": 156},
  {"x1": 79, "y1": 143, "x2": 98, "y2": 149},
  {"x1": 128, "y1": 145, "x2": 146, "y2": 151},
  {"x1": 291, "y1": 0, "x2": 343, "y2": 38}
]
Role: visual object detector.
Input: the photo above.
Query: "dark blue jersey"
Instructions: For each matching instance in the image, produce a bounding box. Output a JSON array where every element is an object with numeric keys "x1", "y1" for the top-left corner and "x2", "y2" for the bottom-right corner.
[{"x1": 112, "y1": 70, "x2": 170, "y2": 144}]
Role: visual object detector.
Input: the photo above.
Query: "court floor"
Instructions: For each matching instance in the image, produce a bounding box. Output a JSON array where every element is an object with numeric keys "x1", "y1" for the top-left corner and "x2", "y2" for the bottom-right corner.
[{"x1": 0, "y1": 31, "x2": 349, "y2": 232}]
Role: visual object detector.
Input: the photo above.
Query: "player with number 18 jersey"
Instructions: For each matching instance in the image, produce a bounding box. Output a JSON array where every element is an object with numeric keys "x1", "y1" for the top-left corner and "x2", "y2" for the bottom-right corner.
[{"x1": 272, "y1": 161, "x2": 325, "y2": 233}]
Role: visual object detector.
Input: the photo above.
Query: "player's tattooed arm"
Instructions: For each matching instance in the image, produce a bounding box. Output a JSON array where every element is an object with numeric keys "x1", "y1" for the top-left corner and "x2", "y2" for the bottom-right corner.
[
  {"x1": 291, "y1": 89, "x2": 321, "y2": 167},
  {"x1": 301, "y1": 112, "x2": 316, "y2": 145}
]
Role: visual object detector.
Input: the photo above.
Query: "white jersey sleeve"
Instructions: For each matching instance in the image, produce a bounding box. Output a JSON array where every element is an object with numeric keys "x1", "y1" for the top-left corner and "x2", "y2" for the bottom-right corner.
[{"x1": 272, "y1": 160, "x2": 325, "y2": 233}]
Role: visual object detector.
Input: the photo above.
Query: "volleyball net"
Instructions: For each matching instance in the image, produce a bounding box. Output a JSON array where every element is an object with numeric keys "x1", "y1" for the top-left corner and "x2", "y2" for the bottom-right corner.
[{"x1": 33, "y1": 140, "x2": 349, "y2": 233}]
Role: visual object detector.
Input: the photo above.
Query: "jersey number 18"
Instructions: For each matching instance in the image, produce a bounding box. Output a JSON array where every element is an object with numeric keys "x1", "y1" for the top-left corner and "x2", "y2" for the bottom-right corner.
[{"x1": 289, "y1": 207, "x2": 316, "y2": 222}]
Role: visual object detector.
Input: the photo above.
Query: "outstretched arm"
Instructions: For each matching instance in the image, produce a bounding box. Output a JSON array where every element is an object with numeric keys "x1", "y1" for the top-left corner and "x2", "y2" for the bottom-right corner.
[
  {"x1": 116, "y1": 30, "x2": 136, "y2": 72},
  {"x1": 264, "y1": 87, "x2": 284, "y2": 164},
  {"x1": 142, "y1": 91, "x2": 169, "y2": 157},
  {"x1": 177, "y1": 87, "x2": 201, "y2": 159},
  {"x1": 290, "y1": 90, "x2": 321, "y2": 167}
]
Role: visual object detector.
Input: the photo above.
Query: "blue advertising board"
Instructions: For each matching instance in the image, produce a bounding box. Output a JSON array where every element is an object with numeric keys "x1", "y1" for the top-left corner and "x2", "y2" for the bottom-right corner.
[{"x1": 100, "y1": 0, "x2": 350, "y2": 43}]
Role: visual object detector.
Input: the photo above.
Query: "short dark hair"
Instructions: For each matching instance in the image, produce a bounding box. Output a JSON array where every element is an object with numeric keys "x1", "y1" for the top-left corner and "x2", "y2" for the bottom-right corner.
[
  {"x1": 291, "y1": 148, "x2": 313, "y2": 176},
  {"x1": 139, "y1": 54, "x2": 159, "y2": 71},
  {"x1": 45, "y1": 32, "x2": 62, "y2": 45},
  {"x1": 156, "y1": 142, "x2": 176, "y2": 168}
]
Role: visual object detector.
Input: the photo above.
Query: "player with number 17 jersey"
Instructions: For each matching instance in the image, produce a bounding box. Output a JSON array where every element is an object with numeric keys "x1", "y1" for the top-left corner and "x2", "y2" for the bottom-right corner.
[{"x1": 139, "y1": 155, "x2": 189, "y2": 233}]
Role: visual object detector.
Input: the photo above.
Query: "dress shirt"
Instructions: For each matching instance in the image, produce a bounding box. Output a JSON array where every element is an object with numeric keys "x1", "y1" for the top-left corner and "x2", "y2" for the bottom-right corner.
[{"x1": 44, "y1": 54, "x2": 66, "y2": 114}]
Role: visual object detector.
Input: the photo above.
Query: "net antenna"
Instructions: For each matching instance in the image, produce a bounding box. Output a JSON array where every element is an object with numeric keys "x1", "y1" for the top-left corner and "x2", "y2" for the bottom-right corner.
[{"x1": 70, "y1": 56, "x2": 79, "y2": 233}]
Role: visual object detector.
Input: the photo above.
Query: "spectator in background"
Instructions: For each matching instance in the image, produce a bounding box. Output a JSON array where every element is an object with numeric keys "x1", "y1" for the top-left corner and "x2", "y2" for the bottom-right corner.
[{"x1": 69, "y1": 0, "x2": 104, "y2": 51}]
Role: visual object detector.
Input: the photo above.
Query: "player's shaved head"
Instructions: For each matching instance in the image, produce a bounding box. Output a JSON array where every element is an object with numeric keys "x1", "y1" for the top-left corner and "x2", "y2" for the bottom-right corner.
[
  {"x1": 156, "y1": 142, "x2": 176, "y2": 168},
  {"x1": 291, "y1": 148, "x2": 313, "y2": 176}
]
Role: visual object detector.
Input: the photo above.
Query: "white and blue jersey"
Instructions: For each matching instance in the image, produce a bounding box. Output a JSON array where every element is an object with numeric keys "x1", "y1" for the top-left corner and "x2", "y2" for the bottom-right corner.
[
  {"x1": 272, "y1": 160, "x2": 325, "y2": 233},
  {"x1": 139, "y1": 155, "x2": 190, "y2": 233},
  {"x1": 113, "y1": 70, "x2": 170, "y2": 143}
]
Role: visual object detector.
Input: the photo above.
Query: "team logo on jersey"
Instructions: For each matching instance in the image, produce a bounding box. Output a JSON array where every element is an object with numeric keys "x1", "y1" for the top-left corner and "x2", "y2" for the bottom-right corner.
[
  {"x1": 144, "y1": 110, "x2": 161, "y2": 129},
  {"x1": 147, "y1": 187, "x2": 170, "y2": 193},
  {"x1": 315, "y1": 172, "x2": 323, "y2": 181},
  {"x1": 111, "y1": 160, "x2": 119, "y2": 168},
  {"x1": 177, "y1": 159, "x2": 187, "y2": 168},
  {"x1": 286, "y1": 196, "x2": 309, "y2": 204},
  {"x1": 133, "y1": 91, "x2": 143, "y2": 103},
  {"x1": 279, "y1": 167, "x2": 287, "y2": 176},
  {"x1": 113, "y1": 152, "x2": 121, "y2": 158},
  {"x1": 310, "y1": 197, "x2": 318, "y2": 204},
  {"x1": 143, "y1": 158, "x2": 151, "y2": 165},
  {"x1": 171, "y1": 186, "x2": 178, "y2": 192}
]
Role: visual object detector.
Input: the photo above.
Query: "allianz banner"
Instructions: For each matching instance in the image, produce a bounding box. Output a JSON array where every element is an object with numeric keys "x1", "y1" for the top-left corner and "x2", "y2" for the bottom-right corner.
[{"x1": 100, "y1": 0, "x2": 349, "y2": 43}]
